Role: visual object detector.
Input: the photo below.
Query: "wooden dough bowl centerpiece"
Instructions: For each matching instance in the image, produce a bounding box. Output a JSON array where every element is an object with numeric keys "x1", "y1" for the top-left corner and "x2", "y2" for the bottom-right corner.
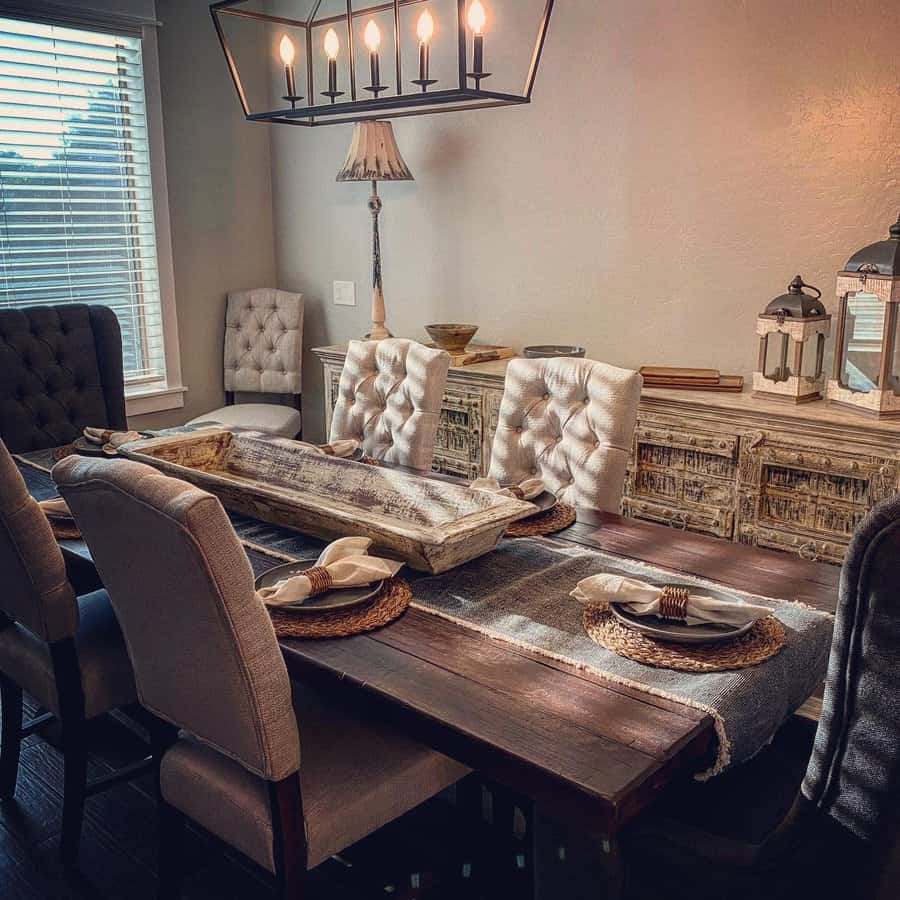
[{"x1": 121, "y1": 429, "x2": 534, "y2": 574}]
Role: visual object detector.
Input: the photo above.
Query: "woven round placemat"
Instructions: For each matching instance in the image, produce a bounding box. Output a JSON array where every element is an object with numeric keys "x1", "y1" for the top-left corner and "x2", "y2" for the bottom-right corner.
[
  {"x1": 47, "y1": 519, "x2": 81, "y2": 540},
  {"x1": 505, "y1": 503, "x2": 576, "y2": 538},
  {"x1": 583, "y1": 605, "x2": 786, "y2": 672},
  {"x1": 269, "y1": 576, "x2": 411, "y2": 639}
]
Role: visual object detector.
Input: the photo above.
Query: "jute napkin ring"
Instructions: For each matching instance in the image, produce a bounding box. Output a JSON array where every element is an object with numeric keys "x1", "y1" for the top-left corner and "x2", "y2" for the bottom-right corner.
[
  {"x1": 302, "y1": 566, "x2": 334, "y2": 597},
  {"x1": 658, "y1": 585, "x2": 689, "y2": 620}
]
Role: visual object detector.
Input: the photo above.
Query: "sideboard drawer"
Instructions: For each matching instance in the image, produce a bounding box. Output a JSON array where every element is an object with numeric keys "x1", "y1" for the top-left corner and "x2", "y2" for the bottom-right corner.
[
  {"x1": 432, "y1": 387, "x2": 485, "y2": 480},
  {"x1": 751, "y1": 526, "x2": 848, "y2": 565},
  {"x1": 626, "y1": 420, "x2": 739, "y2": 533},
  {"x1": 635, "y1": 425, "x2": 738, "y2": 459},
  {"x1": 622, "y1": 496, "x2": 734, "y2": 539},
  {"x1": 737, "y1": 431, "x2": 898, "y2": 557}
]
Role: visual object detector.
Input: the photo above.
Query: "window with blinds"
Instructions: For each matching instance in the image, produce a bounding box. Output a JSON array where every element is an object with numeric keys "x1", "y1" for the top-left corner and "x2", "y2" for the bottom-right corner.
[{"x1": 0, "y1": 15, "x2": 165, "y2": 386}]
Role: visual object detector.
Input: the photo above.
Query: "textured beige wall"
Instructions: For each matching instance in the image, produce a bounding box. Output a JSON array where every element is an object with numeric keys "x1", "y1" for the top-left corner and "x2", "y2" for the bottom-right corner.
[
  {"x1": 131, "y1": 0, "x2": 276, "y2": 429},
  {"x1": 269, "y1": 0, "x2": 900, "y2": 441}
]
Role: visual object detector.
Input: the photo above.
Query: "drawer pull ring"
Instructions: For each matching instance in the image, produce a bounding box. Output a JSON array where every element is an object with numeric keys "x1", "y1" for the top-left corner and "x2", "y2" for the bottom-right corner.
[{"x1": 799, "y1": 542, "x2": 818, "y2": 562}]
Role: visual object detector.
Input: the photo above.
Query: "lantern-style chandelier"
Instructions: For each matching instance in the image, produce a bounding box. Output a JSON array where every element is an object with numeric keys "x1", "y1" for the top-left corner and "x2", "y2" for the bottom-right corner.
[{"x1": 210, "y1": 0, "x2": 555, "y2": 127}]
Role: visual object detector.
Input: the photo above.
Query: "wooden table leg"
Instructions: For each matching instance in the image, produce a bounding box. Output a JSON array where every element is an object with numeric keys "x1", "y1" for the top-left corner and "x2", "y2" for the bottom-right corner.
[{"x1": 599, "y1": 834, "x2": 627, "y2": 900}]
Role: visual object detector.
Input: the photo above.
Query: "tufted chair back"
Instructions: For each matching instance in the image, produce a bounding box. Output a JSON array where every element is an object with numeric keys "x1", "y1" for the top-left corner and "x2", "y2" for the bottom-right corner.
[
  {"x1": 54, "y1": 455, "x2": 301, "y2": 782},
  {"x1": 488, "y1": 357, "x2": 642, "y2": 512},
  {"x1": 0, "y1": 439, "x2": 78, "y2": 642},
  {"x1": 801, "y1": 493, "x2": 900, "y2": 844},
  {"x1": 224, "y1": 289, "x2": 304, "y2": 396},
  {"x1": 0, "y1": 304, "x2": 127, "y2": 453},
  {"x1": 329, "y1": 339, "x2": 451, "y2": 471}
]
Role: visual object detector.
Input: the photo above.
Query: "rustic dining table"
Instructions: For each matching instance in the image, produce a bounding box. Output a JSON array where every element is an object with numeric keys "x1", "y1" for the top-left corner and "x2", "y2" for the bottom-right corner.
[{"x1": 15, "y1": 450, "x2": 840, "y2": 897}]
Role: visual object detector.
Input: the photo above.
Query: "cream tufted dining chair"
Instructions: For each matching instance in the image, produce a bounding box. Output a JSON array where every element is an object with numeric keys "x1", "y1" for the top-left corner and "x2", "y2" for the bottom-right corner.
[
  {"x1": 329, "y1": 339, "x2": 451, "y2": 472},
  {"x1": 53, "y1": 455, "x2": 469, "y2": 898},
  {"x1": 187, "y1": 289, "x2": 304, "y2": 438},
  {"x1": 488, "y1": 357, "x2": 642, "y2": 512}
]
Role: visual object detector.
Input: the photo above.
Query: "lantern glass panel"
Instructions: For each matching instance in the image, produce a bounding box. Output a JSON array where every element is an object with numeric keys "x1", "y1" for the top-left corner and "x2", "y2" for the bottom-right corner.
[
  {"x1": 763, "y1": 332, "x2": 791, "y2": 382},
  {"x1": 839, "y1": 291, "x2": 884, "y2": 393},
  {"x1": 888, "y1": 312, "x2": 900, "y2": 397},
  {"x1": 799, "y1": 335, "x2": 822, "y2": 378}
]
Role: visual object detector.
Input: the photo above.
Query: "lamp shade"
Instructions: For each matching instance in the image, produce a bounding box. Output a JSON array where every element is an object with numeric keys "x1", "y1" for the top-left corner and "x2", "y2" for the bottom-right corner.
[{"x1": 336, "y1": 121, "x2": 414, "y2": 182}]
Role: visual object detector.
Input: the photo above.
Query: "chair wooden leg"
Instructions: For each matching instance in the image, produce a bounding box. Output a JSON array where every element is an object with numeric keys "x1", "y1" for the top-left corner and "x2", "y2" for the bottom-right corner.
[
  {"x1": 270, "y1": 773, "x2": 307, "y2": 900},
  {"x1": 0, "y1": 674, "x2": 23, "y2": 801},
  {"x1": 151, "y1": 718, "x2": 183, "y2": 900},
  {"x1": 60, "y1": 722, "x2": 88, "y2": 871},
  {"x1": 157, "y1": 799, "x2": 186, "y2": 900},
  {"x1": 50, "y1": 639, "x2": 88, "y2": 871}
]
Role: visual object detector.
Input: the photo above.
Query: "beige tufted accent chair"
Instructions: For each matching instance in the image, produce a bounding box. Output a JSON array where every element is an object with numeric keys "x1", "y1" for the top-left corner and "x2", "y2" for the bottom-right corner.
[
  {"x1": 187, "y1": 289, "x2": 304, "y2": 438},
  {"x1": 329, "y1": 339, "x2": 451, "y2": 472},
  {"x1": 488, "y1": 357, "x2": 642, "y2": 512}
]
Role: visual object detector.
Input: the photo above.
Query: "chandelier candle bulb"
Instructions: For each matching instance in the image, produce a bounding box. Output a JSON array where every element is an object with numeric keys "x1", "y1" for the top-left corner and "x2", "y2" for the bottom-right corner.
[
  {"x1": 364, "y1": 20, "x2": 384, "y2": 95},
  {"x1": 415, "y1": 10, "x2": 435, "y2": 90},
  {"x1": 278, "y1": 35, "x2": 298, "y2": 102},
  {"x1": 322, "y1": 27, "x2": 343, "y2": 101},
  {"x1": 467, "y1": 1, "x2": 490, "y2": 83}
]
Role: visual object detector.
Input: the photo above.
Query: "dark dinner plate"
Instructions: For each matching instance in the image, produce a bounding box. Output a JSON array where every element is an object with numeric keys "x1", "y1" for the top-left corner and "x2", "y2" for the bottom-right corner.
[
  {"x1": 71, "y1": 437, "x2": 108, "y2": 457},
  {"x1": 254, "y1": 559, "x2": 383, "y2": 613},
  {"x1": 609, "y1": 582, "x2": 757, "y2": 645},
  {"x1": 516, "y1": 490, "x2": 558, "y2": 518}
]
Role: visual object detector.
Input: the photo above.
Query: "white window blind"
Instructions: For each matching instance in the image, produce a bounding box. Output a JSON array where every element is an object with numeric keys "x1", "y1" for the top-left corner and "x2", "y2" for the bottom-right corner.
[{"x1": 0, "y1": 15, "x2": 166, "y2": 386}]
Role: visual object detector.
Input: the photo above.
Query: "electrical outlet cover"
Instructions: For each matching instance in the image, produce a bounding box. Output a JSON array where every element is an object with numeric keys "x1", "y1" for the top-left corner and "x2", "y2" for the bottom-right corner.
[{"x1": 333, "y1": 281, "x2": 356, "y2": 306}]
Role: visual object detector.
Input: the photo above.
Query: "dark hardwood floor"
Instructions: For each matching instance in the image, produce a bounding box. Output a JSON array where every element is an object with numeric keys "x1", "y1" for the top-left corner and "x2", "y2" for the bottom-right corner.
[{"x1": 1, "y1": 698, "x2": 613, "y2": 900}]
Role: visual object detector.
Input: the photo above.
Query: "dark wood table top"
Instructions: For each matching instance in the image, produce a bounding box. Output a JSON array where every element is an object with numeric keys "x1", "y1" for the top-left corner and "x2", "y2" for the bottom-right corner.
[
  {"x1": 32, "y1": 462, "x2": 839, "y2": 838},
  {"x1": 278, "y1": 508, "x2": 838, "y2": 836}
]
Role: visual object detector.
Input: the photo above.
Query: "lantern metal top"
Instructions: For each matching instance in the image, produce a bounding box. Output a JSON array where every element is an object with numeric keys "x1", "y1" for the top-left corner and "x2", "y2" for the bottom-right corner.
[
  {"x1": 210, "y1": 0, "x2": 555, "y2": 128},
  {"x1": 762, "y1": 275, "x2": 827, "y2": 319},
  {"x1": 844, "y1": 214, "x2": 900, "y2": 277}
]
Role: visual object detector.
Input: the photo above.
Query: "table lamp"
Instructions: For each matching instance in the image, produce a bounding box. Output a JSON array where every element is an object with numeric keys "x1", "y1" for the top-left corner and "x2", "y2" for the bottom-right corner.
[{"x1": 337, "y1": 120, "x2": 414, "y2": 340}]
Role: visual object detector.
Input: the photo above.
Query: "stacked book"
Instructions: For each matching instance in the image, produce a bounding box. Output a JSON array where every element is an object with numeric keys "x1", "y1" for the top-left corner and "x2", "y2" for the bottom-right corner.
[{"x1": 639, "y1": 367, "x2": 744, "y2": 393}]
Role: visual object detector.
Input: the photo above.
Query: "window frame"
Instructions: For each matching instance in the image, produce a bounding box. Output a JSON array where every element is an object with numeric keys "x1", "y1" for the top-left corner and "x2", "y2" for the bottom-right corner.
[
  {"x1": 127, "y1": 22, "x2": 185, "y2": 416},
  {"x1": 0, "y1": 10, "x2": 186, "y2": 415}
]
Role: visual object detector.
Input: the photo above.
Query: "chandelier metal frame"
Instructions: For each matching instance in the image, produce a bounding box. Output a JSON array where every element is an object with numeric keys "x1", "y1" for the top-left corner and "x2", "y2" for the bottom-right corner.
[{"x1": 210, "y1": 0, "x2": 555, "y2": 127}]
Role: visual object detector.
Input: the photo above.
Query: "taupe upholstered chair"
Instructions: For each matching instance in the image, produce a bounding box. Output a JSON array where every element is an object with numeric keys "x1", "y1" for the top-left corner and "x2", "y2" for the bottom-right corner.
[
  {"x1": 0, "y1": 440, "x2": 137, "y2": 868},
  {"x1": 624, "y1": 494, "x2": 900, "y2": 900},
  {"x1": 187, "y1": 289, "x2": 304, "y2": 438},
  {"x1": 54, "y1": 455, "x2": 470, "y2": 898},
  {"x1": 329, "y1": 339, "x2": 451, "y2": 471},
  {"x1": 487, "y1": 357, "x2": 642, "y2": 512}
]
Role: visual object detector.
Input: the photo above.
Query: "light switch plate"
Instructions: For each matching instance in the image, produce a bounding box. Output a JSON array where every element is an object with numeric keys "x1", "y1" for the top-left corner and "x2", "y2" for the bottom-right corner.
[{"x1": 333, "y1": 280, "x2": 356, "y2": 306}]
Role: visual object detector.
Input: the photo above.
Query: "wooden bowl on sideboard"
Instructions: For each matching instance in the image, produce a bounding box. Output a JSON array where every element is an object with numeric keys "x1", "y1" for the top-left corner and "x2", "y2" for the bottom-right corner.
[{"x1": 425, "y1": 324, "x2": 479, "y2": 353}]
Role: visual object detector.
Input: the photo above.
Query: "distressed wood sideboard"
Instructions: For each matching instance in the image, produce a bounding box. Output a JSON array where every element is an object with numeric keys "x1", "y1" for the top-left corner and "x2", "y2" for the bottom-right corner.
[{"x1": 314, "y1": 346, "x2": 900, "y2": 564}]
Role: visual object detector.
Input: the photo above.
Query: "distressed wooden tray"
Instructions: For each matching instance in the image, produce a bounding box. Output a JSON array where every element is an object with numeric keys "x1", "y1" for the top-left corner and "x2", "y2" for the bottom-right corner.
[{"x1": 121, "y1": 429, "x2": 535, "y2": 574}]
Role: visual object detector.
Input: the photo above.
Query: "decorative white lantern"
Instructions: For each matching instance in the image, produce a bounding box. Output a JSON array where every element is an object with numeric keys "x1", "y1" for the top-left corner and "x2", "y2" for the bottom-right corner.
[
  {"x1": 753, "y1": 276, "x2": 830, "y2": 404},
  {"x1": 826, "y1": 215, "x2": 900, "y2": 417}
]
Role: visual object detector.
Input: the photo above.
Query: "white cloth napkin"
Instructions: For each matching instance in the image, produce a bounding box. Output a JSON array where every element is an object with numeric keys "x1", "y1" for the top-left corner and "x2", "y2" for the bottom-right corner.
[
  {"x1": 570, "y1": 573, "x2": 772, "y2": 627},
  {"x1": 39, "y1": 497, "x2": 73, "y2": 520},
  {"x1": 256, "y1": 536, "x2": 403, "y2": 607},
  {"x1": 471, "y1": 476, "x2": 545, "y2": 501},
  {"x1": 83, "y1": 427, "x2": 142, "y2": 454},
  {"x1": 294, "y1": 439, "x2": 360, "y2": 459}
]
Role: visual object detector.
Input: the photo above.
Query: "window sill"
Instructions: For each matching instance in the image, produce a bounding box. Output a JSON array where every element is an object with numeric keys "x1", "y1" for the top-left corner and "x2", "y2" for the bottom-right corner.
[{"x1": 125, "y1": 384, "x2": 188, "y2": 417}]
